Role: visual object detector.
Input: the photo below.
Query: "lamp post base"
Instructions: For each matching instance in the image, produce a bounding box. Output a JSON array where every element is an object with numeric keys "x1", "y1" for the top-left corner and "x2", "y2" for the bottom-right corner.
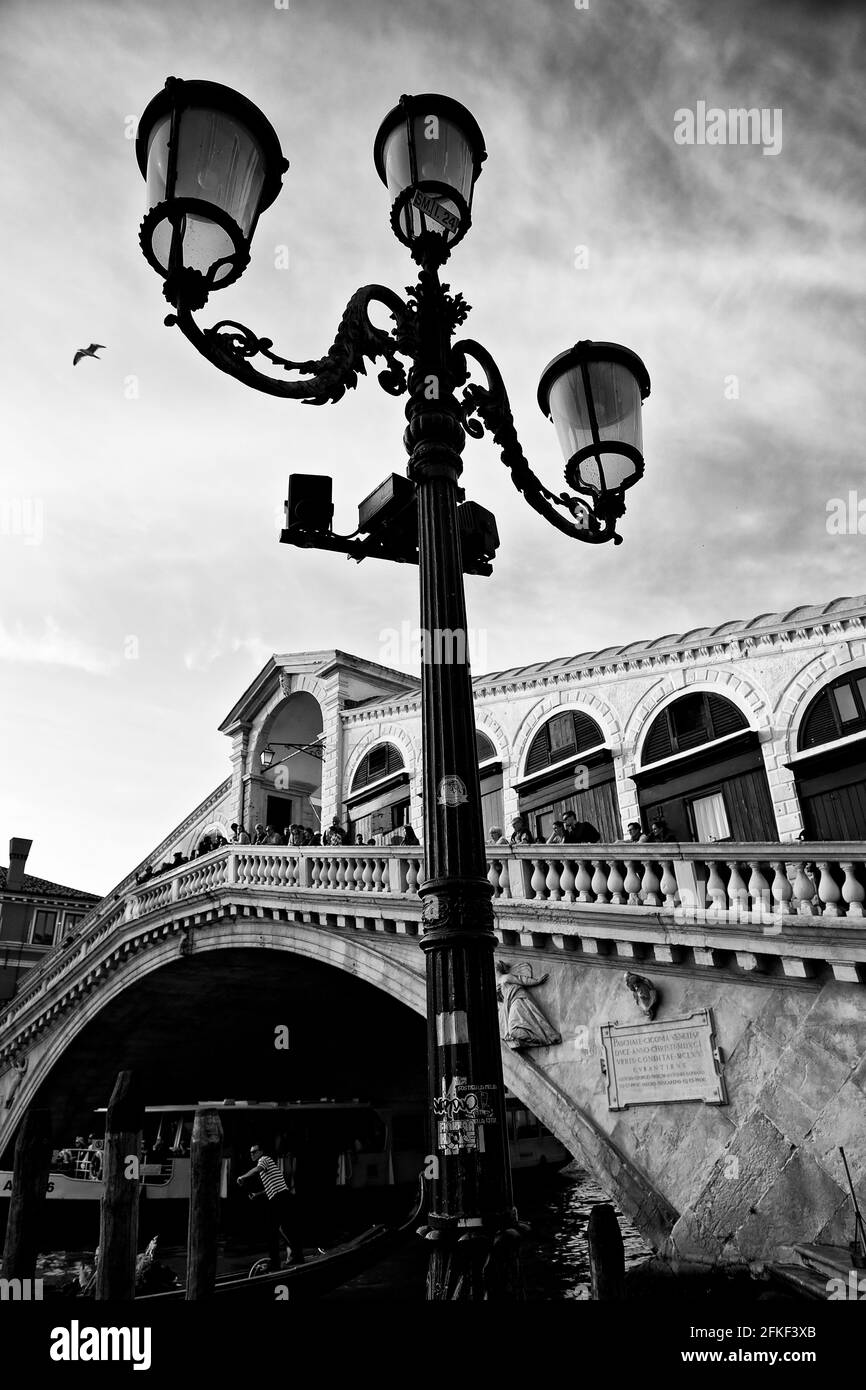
[{"x1": 424, "y1": 1229, "x2": 523, "y2": 1301}]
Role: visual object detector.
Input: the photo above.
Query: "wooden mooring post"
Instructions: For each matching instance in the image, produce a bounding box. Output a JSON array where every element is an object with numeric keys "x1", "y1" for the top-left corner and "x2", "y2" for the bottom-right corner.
[
  {"x1": 186, "y1": 1108, "x2": 223, "y2": 1300},
  {"x1": 1, "y1": 1107, "x2": 52, "y2": 1279},
  {"x1": 587, "y1": 1201, "x2": 625, "y2": 1300},
  {"x1": 96, "y1": 1069, "x2": 144, "y2": 1300}
]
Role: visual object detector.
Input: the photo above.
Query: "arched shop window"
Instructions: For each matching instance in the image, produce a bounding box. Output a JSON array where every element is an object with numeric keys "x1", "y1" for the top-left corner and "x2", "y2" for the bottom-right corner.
[
  {"x1": 798, "y1": 672, "x2": 866, "y2": 750},
  {"x1": 477, "y1": 730, "x2": 503, "y2": 838},
  {"x1": 790, "y1": 669, "x2": 866, "y2": 840},
  {"x1": 525, "y1": 710, "x2": 606, "y2": 774},
  {"x1": 352, "y1": 743, "x2": 405, "y2": 790},
  {"x1": 642, "y1": 692, "x2": 747, "y2": 765},
  {"x1": 518, "y1": 710, "x2": 618, "y2": 842},
  {"x1": 635, "y1": 692, "x2": 774, "y2": 843},
  {"x1": 347, "y1": 743, "x2": 410, "y2": 844}
]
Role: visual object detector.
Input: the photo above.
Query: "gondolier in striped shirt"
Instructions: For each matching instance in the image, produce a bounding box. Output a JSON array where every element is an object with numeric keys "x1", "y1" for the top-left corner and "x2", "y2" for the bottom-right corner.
[{"x1": 237, "y1": 1143, "x2": 305, "y2": 1270}]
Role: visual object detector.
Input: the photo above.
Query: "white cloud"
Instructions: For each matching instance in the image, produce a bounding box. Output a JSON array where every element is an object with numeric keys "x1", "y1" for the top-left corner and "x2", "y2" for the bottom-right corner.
[
  {"x1": 183, "y1": 630, "x2": 273, "y2": 673},
  {"x1": 0, "y1": 618, "x2": 115, "y2": 675}
]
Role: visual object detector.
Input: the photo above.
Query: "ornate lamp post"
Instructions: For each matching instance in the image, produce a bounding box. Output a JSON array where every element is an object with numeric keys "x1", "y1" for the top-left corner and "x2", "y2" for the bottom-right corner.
[{"x1": 135, "y1": 78, "x2": 650, "y2": 1300}]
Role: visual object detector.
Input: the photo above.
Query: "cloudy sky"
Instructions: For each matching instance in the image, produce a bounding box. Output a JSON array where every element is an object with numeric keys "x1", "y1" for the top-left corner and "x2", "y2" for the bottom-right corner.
[{"x1": 1, "y1": 0, "x2": 864, "y2": 894}]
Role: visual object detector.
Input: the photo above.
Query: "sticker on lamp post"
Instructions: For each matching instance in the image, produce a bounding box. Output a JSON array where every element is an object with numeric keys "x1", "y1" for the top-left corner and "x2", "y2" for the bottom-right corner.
[
  {"x1": 437, "y1": 775, "x2": 468, "y2": 808},
  {"x1": 433, "y1": 1076, "x2": 497, "y2": 1154},
  {"x1": 410, "y1": 188, "x2": 460, "y2": 234}
]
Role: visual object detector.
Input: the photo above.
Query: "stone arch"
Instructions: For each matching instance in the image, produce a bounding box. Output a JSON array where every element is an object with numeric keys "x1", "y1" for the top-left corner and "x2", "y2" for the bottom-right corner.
[
  {"x1": 511, "y1": 693, "x2": 623, "y2": 783},
  {"x1": 0, "y1": 925, "x2": 675, "y2": 1254},
  {"x1": 187, "y1": 818, "x2": 233, "y2": 854},
  {"x1": 777, "y1": 651, "x2": 866, "y2": 760},
  {"x1": 474, "y1": 708, "x2": 511, "y2": 770},
  {"x1": 626, "y1": 672, "x2": 772, "y2": 769},
  {"x1": 344, "y1": 723, "x2": 419, "y2": 792},
  {"x1": 0, "y1": 925, "x2": 427, "y2": 1155},
  {"x1": 249, "y1": 675, "x2": 329, "y2": 773}
]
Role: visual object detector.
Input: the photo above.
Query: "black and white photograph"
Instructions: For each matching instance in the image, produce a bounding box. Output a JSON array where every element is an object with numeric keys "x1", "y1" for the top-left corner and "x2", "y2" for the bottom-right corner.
[{"x1": 0, "y1": 0, "x2": 864, "y2": 1369}]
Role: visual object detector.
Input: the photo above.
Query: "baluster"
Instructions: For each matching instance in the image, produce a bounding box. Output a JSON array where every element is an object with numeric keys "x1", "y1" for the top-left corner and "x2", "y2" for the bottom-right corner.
[
  {"x1": 575, "y1": 860, "x2": 593, "y2": 903},
  {"x1": 379, "y1": 858, "x2": 390, "y2": 893},
  {"x1": 706, "y1": 861, "x2": 727, "y2": 917},
  {"x1": 327, "y1": 856, "x2": 339, "y2": 891},
  {"x1": 747, "y1": 861, "x2": 771, "y2": 924},
  {"x1": 659, "y1": 860, "x2": 678, "y2": 910},
  {"x1": 546, "y1": 859, "x2": 562, "y2": 901},
  {"x1": 336, "y1": 857, "x2": 348, "y2": 891},
  {"x1": 816, "y1": 861, "x2": 842, "y2": 917},
  {"x1": 841, "y1": 862, "x2": 866, "y2": 918},
  {"x1": 559, "y1": 858, "x2": 576, "y2": 903},
  {"x1": 771, "y1": 861, "x2": 794, "y2": 917},
  {"x1": 591, "y1": 861, "x2": 609, "y2": 905},
  {"x1": 641, "y1": 861, "x2": 661, "y2": 907},
  {"x1": 353, "y1": 858, "x2": 365, "y2": 892},
  {"x1": 310, "y1": 857, "x2": 321, "y2": 890},
  {"x1": 726, "y1": 861, "x2": 749, "y2": 920},
  {"x1": 371, "y1": 859, "x2": 383, "y2": 893},
  {"x1": 606, "y1": 860, "x2": 626, "y2": 906},
  {"x1": 793, "y1": 862, "x2": 817, "y2": 915},
  {"x1": 406, "y1": 858, "x2": 419, "y2": 896},
  {"x1": 530, "y1": 859, "x2": 547, "y2": 900},
  {"x1": 488, "y1": 859, "x2": 501, "y2": 898},
  {"x1": 623, "y1": 860, "x2": 642, "y2": 906}
]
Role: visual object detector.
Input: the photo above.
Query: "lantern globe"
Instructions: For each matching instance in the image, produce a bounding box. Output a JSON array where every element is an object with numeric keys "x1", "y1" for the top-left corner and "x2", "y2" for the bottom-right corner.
[
  {"x1": 373, "y1": 93, "x2": 486, "y2": 256},
  {"x1": 260, "y1": 746, "x2": 275, "y2": 770},
  {"x1": 538, "y1": 341, "x2": 650, "y2": 505},
  {"x1": 136, "y1": 77, "x2": 289, "y2": 303}
]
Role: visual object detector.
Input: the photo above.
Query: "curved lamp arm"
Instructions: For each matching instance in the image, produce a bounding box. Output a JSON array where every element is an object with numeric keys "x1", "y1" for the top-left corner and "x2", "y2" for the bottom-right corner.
[
  {"x1": 164, "y1": 283, "x2": 416, "y2": 406},
  {"x1": 451, "y1": 338, "x2": 623, "y2": 545}
]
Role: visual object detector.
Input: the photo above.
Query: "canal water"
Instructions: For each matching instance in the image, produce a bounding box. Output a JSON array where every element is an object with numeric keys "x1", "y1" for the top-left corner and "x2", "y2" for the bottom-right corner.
[
  {"x1": 32, "y1": 1164, "x2": 651, "y2": 1300},
  {"x1": 322, "y1": 1163, "x2": 652, "y2": 1301}
]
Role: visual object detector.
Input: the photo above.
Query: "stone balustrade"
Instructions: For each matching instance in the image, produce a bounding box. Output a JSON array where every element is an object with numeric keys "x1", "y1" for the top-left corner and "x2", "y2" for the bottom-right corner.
[
  {"x1": 485, "y1": 842, "x2": 866, "y2": 925},
  {"x1": 2, "y1": 841, "x2": 864, "y2": 1038}
]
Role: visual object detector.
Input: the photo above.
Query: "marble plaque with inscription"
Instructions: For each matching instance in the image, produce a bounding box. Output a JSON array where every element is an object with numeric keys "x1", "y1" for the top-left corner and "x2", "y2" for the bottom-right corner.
[{"x1": 600, "y1": 1009, "x2": 726, "y2": 1109}]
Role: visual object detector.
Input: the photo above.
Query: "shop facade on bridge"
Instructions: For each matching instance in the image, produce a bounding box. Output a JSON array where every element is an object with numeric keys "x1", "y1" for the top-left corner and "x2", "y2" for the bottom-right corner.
[{"x1": 93, "y1": 593, "x2": 866, "y2": 911}]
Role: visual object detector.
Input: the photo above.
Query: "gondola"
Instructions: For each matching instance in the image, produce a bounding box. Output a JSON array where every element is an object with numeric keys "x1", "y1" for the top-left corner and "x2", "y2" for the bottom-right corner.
[{"x1": 136, "y1": 1175, "x2": 426, "y2": 1302}]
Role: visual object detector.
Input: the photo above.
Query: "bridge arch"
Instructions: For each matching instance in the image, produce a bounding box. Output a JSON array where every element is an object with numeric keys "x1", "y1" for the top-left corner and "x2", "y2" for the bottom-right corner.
[
  {"x1": 0, "y1": 925, "x2": 426, "y2": 1155},
  {"x1": 0, "y1": 920, "x2": 676, "y2": 1251}
]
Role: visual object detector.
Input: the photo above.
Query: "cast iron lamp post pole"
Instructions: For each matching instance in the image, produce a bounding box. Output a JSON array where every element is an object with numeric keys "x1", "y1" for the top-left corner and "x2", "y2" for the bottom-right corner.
[
  {"x1": 405, "y1": 261, "x2": 517, "y2": 1297},
  {"x1": 134, "y1": 80, "x2": 651, "y2": 1302}
]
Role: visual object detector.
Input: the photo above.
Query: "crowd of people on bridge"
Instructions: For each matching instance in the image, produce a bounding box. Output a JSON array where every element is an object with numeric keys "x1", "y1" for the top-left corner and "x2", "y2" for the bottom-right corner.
[
  {"x1": 133, "y1": 816, "x2": 427, "y2": 885},
  {"x1": 487, "y1": 811, "x2": 675, "y2": 847}
]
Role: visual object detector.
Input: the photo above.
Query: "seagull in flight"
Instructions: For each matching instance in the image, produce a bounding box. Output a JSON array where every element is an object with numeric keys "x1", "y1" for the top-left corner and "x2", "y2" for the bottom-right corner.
[{"x1": 73, "y1": 343, "x2": 106, "y2": 366}]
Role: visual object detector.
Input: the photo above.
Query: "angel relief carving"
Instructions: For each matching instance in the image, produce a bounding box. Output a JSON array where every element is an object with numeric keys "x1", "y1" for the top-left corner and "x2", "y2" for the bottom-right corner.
[
  {"x1": 3, "y1": 1052, "x2": 28, "y2": 1110},
  {"x1": 495, "y1": 961, "x2": 561, "y2": 1051}
]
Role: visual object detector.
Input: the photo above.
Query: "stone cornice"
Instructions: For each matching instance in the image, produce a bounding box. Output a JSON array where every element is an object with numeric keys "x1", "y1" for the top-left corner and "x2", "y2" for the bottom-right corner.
[{"x1": 338, "y1": 611, "x2": 866, "y2": 723}]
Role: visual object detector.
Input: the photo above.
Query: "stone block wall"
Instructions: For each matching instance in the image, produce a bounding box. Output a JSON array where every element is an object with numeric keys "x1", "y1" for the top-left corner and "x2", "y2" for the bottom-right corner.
[{"x1": 524, "y1": 954, "x2": 866, "y2": 1267}]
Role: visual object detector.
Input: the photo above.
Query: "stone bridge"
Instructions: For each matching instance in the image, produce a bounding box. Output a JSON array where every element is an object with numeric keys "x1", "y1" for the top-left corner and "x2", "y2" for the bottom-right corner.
[{"x1": 2, "y1": 842, "x2": 865, "y2": 1270}]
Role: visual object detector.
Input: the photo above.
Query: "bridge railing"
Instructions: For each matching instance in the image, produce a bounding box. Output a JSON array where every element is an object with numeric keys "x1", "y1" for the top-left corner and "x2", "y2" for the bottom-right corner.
[
  {"x1": 3, "y1": 842, "x2": 864, "y2": 1030},
  {"x1": 485, "y1": 842, "x2": 866, "y2": 926}
]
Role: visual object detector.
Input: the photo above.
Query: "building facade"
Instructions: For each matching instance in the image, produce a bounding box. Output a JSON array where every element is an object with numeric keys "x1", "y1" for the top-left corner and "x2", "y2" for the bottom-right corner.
[
  {"x1": 85, "y1": 594, "x2": 866, "y2": 912},
  {"x1": 0, "y1": 839, "x2": 100, "y2": 1001}
]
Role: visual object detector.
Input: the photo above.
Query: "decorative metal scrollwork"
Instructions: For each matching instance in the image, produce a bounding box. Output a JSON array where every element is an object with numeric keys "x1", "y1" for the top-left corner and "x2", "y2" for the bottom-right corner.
[
  {"x1": 451, "y1": 338, "x2": 624, "y2": 544},
  {"x1": 165, "y1": 284, "x2": 417, "y2": 406}
]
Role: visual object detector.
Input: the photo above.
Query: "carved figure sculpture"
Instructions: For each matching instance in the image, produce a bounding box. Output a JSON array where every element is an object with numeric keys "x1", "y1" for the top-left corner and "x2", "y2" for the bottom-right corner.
[
  {"x1": 624, "y1": 972, "x2": 658, "y2": 1020},
  {"x1": 495, "y1": 961, "x2": 561, "y2": 1050},
  {"x1": 3, "y1": 1053, "x2": 27, "y2": 1110}
]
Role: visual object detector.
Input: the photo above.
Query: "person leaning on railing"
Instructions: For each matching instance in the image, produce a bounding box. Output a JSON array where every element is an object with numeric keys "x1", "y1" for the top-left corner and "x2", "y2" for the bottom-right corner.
[
  {"x1": 562, "y1": 810, "x2": 600, "y2": 844},
  {"x1": 510, "y1": 815, "x2": 534, "y2": 844}
]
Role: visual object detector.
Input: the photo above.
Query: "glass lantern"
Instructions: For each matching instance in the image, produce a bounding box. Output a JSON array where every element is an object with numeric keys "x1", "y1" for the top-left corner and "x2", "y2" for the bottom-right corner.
[
  {"x1": 538, "y1": 341, "x2": 650, "y2": 511},
  {"x1": 374, "y1": 94, "x2": 486, "y2": 257},
  {"x1": 136, "y1": 78, "x2": 288, "y2": 304}
]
